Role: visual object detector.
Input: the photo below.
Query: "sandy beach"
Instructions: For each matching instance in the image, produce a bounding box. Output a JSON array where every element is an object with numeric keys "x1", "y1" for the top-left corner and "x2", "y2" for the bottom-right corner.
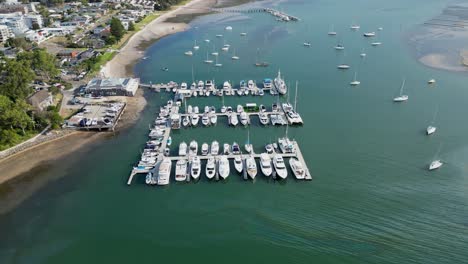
[{"x1": 101, "y1": 0, "x2": 217, "y2": 78}]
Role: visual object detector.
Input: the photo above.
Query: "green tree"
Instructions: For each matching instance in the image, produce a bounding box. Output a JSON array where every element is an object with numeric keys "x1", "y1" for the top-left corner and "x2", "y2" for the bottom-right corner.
[
  {"x1": 5, "y1": 37, "x2": 33, "y2": 50},
  {"x1": 128, "y1": 21, "x2": 135, "y2": 31},
  {"x1": 110, "y1": 17, "x2": 125, "y2": 41},
  {"x1": 32, "y1": 23, "x2": 40, "y2": 30},
  {"x1": 17, "y1": 49, "x2": 59, "y2": 80},
  {"x1": 0, "y1": 59, "x2": 35, "y2": 101}
]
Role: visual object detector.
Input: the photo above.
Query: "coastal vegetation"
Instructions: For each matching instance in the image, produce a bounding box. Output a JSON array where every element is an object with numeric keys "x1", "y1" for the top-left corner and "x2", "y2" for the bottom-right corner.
[{"x1": 0, "y1": 49, "x2": 64, "y2": 150}]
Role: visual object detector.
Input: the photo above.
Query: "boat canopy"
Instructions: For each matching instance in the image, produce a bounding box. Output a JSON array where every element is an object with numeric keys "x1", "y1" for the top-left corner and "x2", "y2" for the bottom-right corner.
[{"x1": 264, "y1": 78, "x2": 272, "y2": 82}]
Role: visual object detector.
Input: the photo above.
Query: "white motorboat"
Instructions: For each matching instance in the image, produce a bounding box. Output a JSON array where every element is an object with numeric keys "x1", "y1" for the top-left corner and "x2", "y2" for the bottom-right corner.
[
  {"x1": 232, "y1": 142, "x2": 241, "y2": 155},
  {"x1": 259, "y1": 153, "x2": 272, "y2": 176},
  {"x1": 205, "y1": 156, "x2": 216, "y2": 179},
  {"x1": 218, "y1": 156, "x2": 230, "y2": 179},
  {"x1": 211, "y1": 141, "x2": 219, "y2": 155},
  {"x1": 246, "y1": 156, "x2": 257, "y2": 179},
  {"x1": 429, "y1": 160, "x2": 443, "y2": 171},
  {"x1": 240, "y1": 112, "x2": 249, "y2": 126},
  {"x1": 221, "y1": 106, "x2": 227, "y2": 113},
  {"x1": 245, "y1": 143, "x2": 252, "y2": 154},
  {"x1": 215, "y1": 56, "x2": 222, "y2": 67},
  {"x1": 225, "y1": 26, "x2": 233, "y2": 31},
  {"x1": 210, "y1": 113, "x2": 217, "y2": 125},
  {"x1": 191, "y1": 113, "x2": 200, "y2": 126},
  {"x1": 393, "y1": 79, "x2": 408, "y2": 102},
  {"x1": 428, "y1": 79, "x2": 436, "y2": 84},
  {"x1": 191, "y1": 156, "x2": 201, "y2": 179},
  {"x1": 230, "y1": 113, "x2": 239, "y2": 126},
  {"x1": 184, "y1": 50, "x2": 193, "y2": 56},
  {"x1": 223, "y1": 143, "x2": 230, "y2": 155},
  {"x1": 201, "y1": 143, "x2": 209, "y2": 156},
  {"x1": 216, "y1": 34, "x2": 223, "y2": 38},
  {"x1": 204, "y1": 39, "x2": 210, "y2": 43},
  {"x1": 289, "y1": 157, "x2": 305, "y2": 179},
  {"x1": 263, "y1": 78, "x2": 272, "y2": 89},
  {"x1": 145, "y1": 172, "x2": 152, "y2": 185},
  {"x1": 273, "y1": 155, "x2": 288, "y2": 179},
  {"x1": 182, "y1": 116, "x2": 190, "y2": 127},
  {"x1": 259, "y1": 113, "x2": 269, "y2": 125},
  {"x1": 234, "y1": 156, "x2": 243, "y2": 173},
  {"x1": 237, "y1": 104, "x2": 244, "y2": 113},
  {"x1": 248, "y1": 80, "x2": 255, "y2": 90},
  {"x1": 202, "y1": 114, "x2": 210, "y2": 126},
  {"x1": 180, "y1": 82, "x2": 188, "y2": 89},
  {"x1": 363, "y1": 32, "x2": 376, "y2": 37},
  {"x1": 157, "y1": 158, "x2": 172, "y2": 185},
  {"x1": 179, "y1": 141, "x2": 187, "y2": 156},
  {"x1": 274, "y1": 70, "x2": 288, "y2": 95},
  {"x1": 427, "y1": 126, "x2": 436, "y2": 135},
  {"x1": 223, "y1": 81, "x2": 232, "y2": 90},
  {"x1": 175, "y1": 159, "x2": 188, "y2": 182},
  {"x1": 189, "y1": 140, "x2": 198, "y2": 155}
]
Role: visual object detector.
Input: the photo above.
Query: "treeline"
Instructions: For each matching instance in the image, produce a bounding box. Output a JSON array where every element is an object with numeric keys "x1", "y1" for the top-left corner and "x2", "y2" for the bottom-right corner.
[
  {"x1": 0, "y1": 49, "x2": 63, "y2": 150},
  {"x1": 154, "y1": 0, "x2": 186, "y2": 10}
]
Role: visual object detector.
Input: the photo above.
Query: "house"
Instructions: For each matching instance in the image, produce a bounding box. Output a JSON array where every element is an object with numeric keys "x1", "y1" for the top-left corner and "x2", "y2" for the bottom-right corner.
[
  {"x1": 56, "y1": 49, "x2": 79, "y2": 58},
  {"x1": 85, "y1": 78, "x2": 140, "y2": 96},
  {"x1": 27, "y1": 89, "x2": 53, "y2": 111}
]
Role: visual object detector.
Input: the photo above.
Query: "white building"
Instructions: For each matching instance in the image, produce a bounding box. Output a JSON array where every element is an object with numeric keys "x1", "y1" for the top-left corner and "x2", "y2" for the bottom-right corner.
[
  {"x1": 85, "y1": 78, "x2": 140, "y2": 96},
  {"x1": 0, "y1": 24, "x2": 13, "y2": 43}
]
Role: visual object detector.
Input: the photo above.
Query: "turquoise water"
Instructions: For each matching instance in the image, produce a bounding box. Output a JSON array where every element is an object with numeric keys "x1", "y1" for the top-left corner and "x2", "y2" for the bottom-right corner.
[{"x1": 1, "y1": 0, "x2": 468, "y2": 263}]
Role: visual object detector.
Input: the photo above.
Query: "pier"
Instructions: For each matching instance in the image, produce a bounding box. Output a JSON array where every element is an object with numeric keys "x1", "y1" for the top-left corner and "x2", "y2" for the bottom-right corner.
[{"x1": 209, "y1": 7, "x2": 300, "y2": 22}]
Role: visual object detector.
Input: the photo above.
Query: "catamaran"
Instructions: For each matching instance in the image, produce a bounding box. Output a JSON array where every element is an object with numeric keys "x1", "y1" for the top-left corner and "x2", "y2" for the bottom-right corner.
[
  {"x1": 175, "y1": 159, "x2": 188, "y2": 182},
  {"x1": 218, "y1": 155, "x2": 230, "y2": 179},
  {"x1": 260, "y1": 153, "x2": 272, "y2": 176},
  {"x1": 393, "y1": 79, "x2": 408, "y2": 102},
  {"x1": 274, "y1": 70, "x2": 288, "y2": 95}
]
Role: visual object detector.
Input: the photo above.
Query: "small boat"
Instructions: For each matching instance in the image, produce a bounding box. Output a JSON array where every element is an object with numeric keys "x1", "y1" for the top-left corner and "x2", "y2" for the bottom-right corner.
[
  {"x1": 240, "y1": 112, "x2": 249, "y2": 126},
  {"x1": 184, "y1": 50, "x2": 193, "y2": 56},
  {"x1": 273, "y1": 155, "x2": 288, "y2": 179},
  {"x1": 232, "y1": 142, "x2": 241, "y2": 155},
  {"x1": 393, "y1": 79, "x2": 408, "y2": 102},
  {"x1": 218, "y1": 156, "x2": 230, "y2": 179},
  {"x1": 205, "y1": 156, "x2": 216, "y2": 179},
  {"x1": 175, "y1": 159, "x2": 188, "y2": 182},
  {"x1": 227, "y1": 106, "x2": 233, "y2": 113},
  {"x1": 350, "y1": 24, "x2": 360, "y2": 30},
  {"x1": 378, "y1": 27, "x2": 383, "y2": 31},
  {"x1": 260, "y1": 104, "x2": 266, "y2": 112},
  {"x1": 229, "y1": 113, "x2": 239, "y2": 126},
  {"x1": 201, "y1": 143, "x2": 209, "y2": 156},
  {"x1": 214, "y1": 56, "x2": 222, "y2": 67},
  {"x1": 428, "y1": 79, "x2": 436, "y2": 84},
  {"x1": 182, "y1": 116, "x2": 190, "y2": 127},
  {"x1": 246, "y1": 156, "x2": 257, "y2": 179},
  {"x1": 237, "y1": 104, "x2": 244, "y2": 113},
  {"x1": 216, "y1": 34, "x2": 223, "y2": 38},
  {"x1": 289, "y1": 157, "x2": 305, "y2": 179},
  {"x1": 234, "y1": 156, "x2": 243, "y2": 173},
  {"x1": 191, "y1": 156, "x2": 201, "y2": 179},
  {"x1": 335, "y1": 44, "x2": 345, "y2": 50},
  {"x1": 211, "y1": 141, "x2": 219, "y2": 155},
  {"x1": 363, "y1": 32, "x2": 376, "y2": 37},
  {"x1": 429, "y1": 160, "x2": 443, "y2": 171},
  {"x1": 328, "y1": 24, "x2": 337, "y2": 36},
  {"x1": 274, "y1": 70, "x2": 288, "y2": 95},
  {"x1": 210, "y1": 113, "x2": 217, "y2": 125},
  {"x1": 222, "y1": 45, "x2": 229, "y2": 52},
  {"x1": 371, "y1": 42, "x2": 382, "y2": 46},
  {"x1": 193, "y1": 40, "x2": 199, "y2": 50},
  {"x1": 189, "y1": 140, "x2": 198, "y2": 155},
  {"x1": 337, "y1": 64, "x2": 350, "y2": 69},
  {"x1": 240, "y1": 32, "x2": 247, "y2": 36},
  {"x1": 223, "y1": 143, "x2": 230, "y2": 155},
  {"x1": 225, "y1": 26, "x2": 233, "y2": 31},
  {"x1": 259, "y1": 153, "x2": 272, "y2": 176},
  {"x1": 179, "y1": 141, "x2": 187, "y2": 156},
  {"x1": 221, "y1": 106, "x2": 227, "y2": 113},
  {"x1": 204, "y1": 52, "x2": 213, "y2": 64},
  {"x1": 157, "y1": 158, "x2": 172, "y2": 185},
  {"x1": 204, "y1": 39, "x2": 210, "y2": 43},
  {"x1": 145, "y1": 173, "x2": 151, "y2": 184},
  {"x1": 202, "y1": 114, "x2": 210, "y2": 126},
  {"x1": 167, "y1": 136, "x2": 172, "y2": 146},
  {"x1": 161, "y1": 67, "x2": 169, "y2": 71},
  {"x1": 232, "y1": 48, "x2": 239, "y2": 60},
  {"x1": 303, "y1": 42, "x2": 311, "y2": 47},
  {"x1": 164, "y1": 148, "x2": 170, "y2": 156},
  {"x1": 265, "y1": 144, "x2": 274, "y2": 154},
  {"x1": 245, "y1": 143, "x2": 252, "y2": 154},
  {"x1": 427, "y1": 126, "x2": 436, "y2": 135}
]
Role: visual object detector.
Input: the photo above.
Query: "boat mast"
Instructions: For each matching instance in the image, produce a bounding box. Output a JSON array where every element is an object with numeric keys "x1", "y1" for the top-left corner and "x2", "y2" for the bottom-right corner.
[
  {"x1": 294, "y1": 81, "x2": 298, "y2": 110},
  {"x1": 191, "y1": 63, "x2": 194, "y2": 84},
  {"x1": 400, "y1": 78, "x2": 406, "y2": 95}
]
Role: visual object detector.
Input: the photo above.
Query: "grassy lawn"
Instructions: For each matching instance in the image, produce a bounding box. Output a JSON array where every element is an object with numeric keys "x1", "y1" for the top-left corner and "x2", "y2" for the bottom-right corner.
[
  {"x1": 89, "y1": 51, "x2": 117, "y2": 74},
  {"x1": 111, "y1": 11, "x2": 162, "y2": 50}
]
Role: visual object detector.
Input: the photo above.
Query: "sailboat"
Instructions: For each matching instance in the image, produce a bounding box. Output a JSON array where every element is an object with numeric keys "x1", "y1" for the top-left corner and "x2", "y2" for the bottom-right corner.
[
  {"x1": 328, "y1": 24, "x2": 337, "y2": 35},
  {"x1": 245, "y1": 129, "x2": 252, "y2": 154},
  {"x1": 393, "y1": 79, "x2": 408, "y2": 102},
  {"x1": 193, "y1": 40, "x2": 199, "y2": 50},
  {"x1": 426, "y1": 106, "x2": 438, "y2": 135},
  {"x1": 231, "y1": 48, "x2": 239, "y2": 60},
  {"x1": 215, "y1": 56, "x2": 222, "y2": 67},
  {"x1": 211, "y1": 45, "x2": 219, "y2": 56},
  {"x1": 350, "y1": 71, "x2": 360, "y2": 86},
  {"x1": 254, "y1": 48, "x2": 269, "y2": 67},
  {"x1": 350, "y1": 22, "x2": 360, "y2": 30},
  {"x1": 303, "y1": 41, "x2": 311, "y2": 47},
  {"x1": 337, "y1": 51, "x2": 350, "y2": 69},
  {"x1": 204, "y1": 52, "x2": 213, "y2": 64},
  {"x1": 429, "y1": 144, "x2": 443, "y2": 171},
  {"x1": 360, "y1": 48, "x2": 367, "y2": 57}
]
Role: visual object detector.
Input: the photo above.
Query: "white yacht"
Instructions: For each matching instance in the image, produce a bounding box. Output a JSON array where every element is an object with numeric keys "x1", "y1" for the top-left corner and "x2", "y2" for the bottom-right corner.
[
  {"x1": 429, "y1": 160, "x2": 443, "y2": 171},
  {"x1": 232, "y1": 48, "x2": 240, "y2": 60},
  {"x1": 232, "y1": 142, "x2": 241, "y2": 155},
  {"x1": 274, "y1": 70, "x2": 288, "y2": 95},
  {"x1": 157, "y1": 158, "x2": 172, "y2": 185},
  {"x1": 289, "y1": 157, "x2": 305, "y2": 179},
  {"x1": 211, "y1": 141, "x2": 220, "y2": 155},
  {"x1": 240, "y1": 112, "x2": 249, "y2": 126},
  {"x1": 229, "y1": 113, "x2": 239, "y2": 126},
  {"x1": 225, "y1": 26, "x2": 233, "y2": 31},
  {"x1": 273, "y1": 155, "x2": 288, "y2": 179},
  {"x1": 182, "y1": 116, "x2": 190, "y2": 127},
  {"x1": 223, "y1": 143, "x2": 230, "y2": 155},
  {"x1": 202, "y1": 114, "x2": 210, "y2": 126},
  {"x1": 189, "y1": 140, "x2": 198, "y2": 155},
  {"x1": 201, "y1": 143, "x2": 209, "y2": 156},
  {"x1": 210, "y1": 112, "x2": 217, "y2": 125},
  {"x1": 246, "y1": 156, "x2": 257, "y2": 179},
  {"x1": 184, "y1": 50, "x2": 193, "y2": 56},
  {"x1": 237, "y1": 105, "x2": 244, "y2": 113},
  {"x1": 205, "y1": 156, "x2": 216, "y2": 179},
  {"x1": 191, "y1": 113, "x2": 200, "y2": 126},
  {"x1": 234, "y1": 156, "x2": 243, "y2": 173},
  {"x1": 393, "y1": 79, "x2": 408, "y2": 102},
  {"x1": 363, "y1": 32, "x2": 376, "y2": 37},
  {"x1": 218, "y1": 156, "x2": 230, "y2": 179},
  {"x1": 215, "y1": 56, "x2": 222, "y2": 67},
  {"x1": 259, "y1": 112, "x2": 269, "y2": 125},
  {"x1": 179, "y1": 141, "x2": 187, "y2": 156},
  {"x1": 191, "y1": 156, "x2": 201, "y2": 179},
  {"x1": 175, "y1": 159, "x2": 188, "y2": 182},
  {"x1": 259, "y1": 153, "x2": 272, "y2": 176}
]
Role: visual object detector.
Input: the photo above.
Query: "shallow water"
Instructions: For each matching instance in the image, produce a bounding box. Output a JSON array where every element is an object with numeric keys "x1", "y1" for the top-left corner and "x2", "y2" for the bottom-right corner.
[{"x1": 1, "y1": 0, "x2": 468, "y2": 263}]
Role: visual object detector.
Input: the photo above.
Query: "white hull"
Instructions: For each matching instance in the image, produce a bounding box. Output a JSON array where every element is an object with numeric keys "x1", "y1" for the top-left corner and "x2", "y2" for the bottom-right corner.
[
  {"x1": 429, "y1": 160, "x2": 443, "y2": 171},
  {"x1": 175, "y1": 160, "x2": 188, "y2": 182},
  {"x1": 218, "y1": 156, "x2": 230, "y2": 179}
]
